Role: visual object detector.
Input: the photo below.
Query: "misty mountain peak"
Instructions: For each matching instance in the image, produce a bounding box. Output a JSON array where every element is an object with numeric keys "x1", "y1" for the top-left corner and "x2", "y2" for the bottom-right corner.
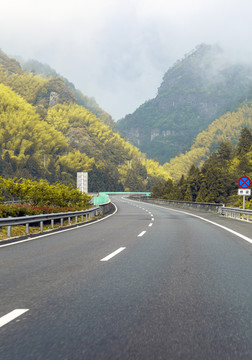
[{"x1": 116, "y1": 44, "x2": 252, "y2": 164}]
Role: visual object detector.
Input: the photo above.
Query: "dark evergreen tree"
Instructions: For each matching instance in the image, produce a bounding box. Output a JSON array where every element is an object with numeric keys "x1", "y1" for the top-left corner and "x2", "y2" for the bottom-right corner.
[
  {"x1": 151, "y1": 181, "x2": 166, "y2": 198},
  {"x1": 196, "y1": 182, "x2": 208, "y2": 202},
  {"x1": 216, "y1": 141, "x2": 233, "y2": 161},
  {"x1": 237, "y1": 155, "x2": 252, "y2": 174},
  {"x1": 236, "y1": 127, "x2": 252, "y2": 156}
]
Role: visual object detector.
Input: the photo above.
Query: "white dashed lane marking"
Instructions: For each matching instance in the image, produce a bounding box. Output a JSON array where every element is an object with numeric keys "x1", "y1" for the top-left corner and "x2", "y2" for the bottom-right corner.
[
  {"x1": 0, "y1": 309, "x2": 29, "y2": 328},
  {"x1": 100, "y1": 247, "x2": 126, "y2": 261},
  {"x1": 138, "y1": 231, "x2": 146, "y2": 237}
]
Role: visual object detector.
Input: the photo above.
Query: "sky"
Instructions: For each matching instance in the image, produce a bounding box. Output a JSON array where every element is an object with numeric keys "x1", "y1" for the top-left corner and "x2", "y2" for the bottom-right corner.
[{"x1": 0, "y1": 0, "x2": 252, "y2": 120}]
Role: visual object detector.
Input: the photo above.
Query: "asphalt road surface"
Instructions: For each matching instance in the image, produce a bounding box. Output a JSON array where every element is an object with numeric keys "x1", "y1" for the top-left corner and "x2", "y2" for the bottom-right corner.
[{"x1": 0, "y1": 196, "x2": 252, "y2": 360}]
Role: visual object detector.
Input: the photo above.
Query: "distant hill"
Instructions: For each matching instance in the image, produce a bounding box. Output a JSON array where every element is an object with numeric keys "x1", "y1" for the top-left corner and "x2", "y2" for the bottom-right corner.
[
  {"x1": 0, "y1": 50, "x2": 169, "y2": 191},
  {"x1": 116, "y1": 44, "x2": 252, "y2": 164}
]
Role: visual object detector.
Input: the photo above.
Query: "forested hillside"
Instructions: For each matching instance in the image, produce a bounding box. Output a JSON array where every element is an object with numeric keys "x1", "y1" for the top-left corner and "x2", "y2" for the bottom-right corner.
[
  {"x1": 116, "y1": 44, "x2": 252, "y2": 164},
  {"x1": 0, "y1": 50, "x2": 169, "y2": 191},
  {"x1": 152, "y1": 127, "x2": 252, "y2": 207},
  {"x1": 163, "y1": 104, "x2": 252, "y2": 180},
  {"x1": 19, "y1": 58, "x2": 114, "y2": 127}
]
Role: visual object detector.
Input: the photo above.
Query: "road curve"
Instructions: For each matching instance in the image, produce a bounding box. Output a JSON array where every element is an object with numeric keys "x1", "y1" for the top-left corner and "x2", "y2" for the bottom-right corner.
[{"x1": 0, "y1": 196, "x2": 252, "y2": 359}]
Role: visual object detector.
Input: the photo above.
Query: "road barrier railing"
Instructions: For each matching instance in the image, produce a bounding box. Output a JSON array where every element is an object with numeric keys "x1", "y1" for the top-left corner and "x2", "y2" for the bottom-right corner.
[
  {"x1": 220, "y1": 207, "x2": 252, "y2": 221},
  {"x1": 129, "y1": 196, "x2": 223, "y2": 213},
  {"x1": 0, "y1": 206, "x2": 102, "y2": 238},
  {"x1": 128, "y1": 195, "x2": 252, "y2": 222},
  {"x1": 0, "y1": 200, "x2": 114, "y2": 238}
]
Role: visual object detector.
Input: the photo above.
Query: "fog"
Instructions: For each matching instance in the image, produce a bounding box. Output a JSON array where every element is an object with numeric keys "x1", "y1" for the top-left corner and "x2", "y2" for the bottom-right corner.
[{"x1": 0, "y1": 0, "x2": 252, "y2": 119}]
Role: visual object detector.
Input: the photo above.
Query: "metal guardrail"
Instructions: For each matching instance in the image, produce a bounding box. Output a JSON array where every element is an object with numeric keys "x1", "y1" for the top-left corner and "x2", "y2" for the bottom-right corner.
[
  {"x1": 129, "y1": 196, "x2": 223, "y2": 213},
  {"x1": 0, "y1": 206, "x2": 101, "y2": 237},
  {"x1": 128, "y1": 195, "x2": 252, "y2": 222},
  {"x1": 0, "y1": 201, "x2": 115, "y2": 238},
  {"x1": 221, "y1": 207, "x2": 252, "y2": 221}
]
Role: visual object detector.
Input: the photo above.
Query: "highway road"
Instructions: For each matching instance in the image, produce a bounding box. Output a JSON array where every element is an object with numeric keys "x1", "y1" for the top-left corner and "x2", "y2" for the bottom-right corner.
[{"x1": 0, "y1": 196, "x2": 252, "y2": 359}]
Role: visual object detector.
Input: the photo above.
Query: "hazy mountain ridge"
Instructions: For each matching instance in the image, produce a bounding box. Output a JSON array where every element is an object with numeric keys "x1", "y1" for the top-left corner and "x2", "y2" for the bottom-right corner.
[
  {"x1": 0, "y1": 49, "x2": 23, "y2": 75},
  {"x1": 116, "y1": 44, "x2": 252, "y2": 164}
]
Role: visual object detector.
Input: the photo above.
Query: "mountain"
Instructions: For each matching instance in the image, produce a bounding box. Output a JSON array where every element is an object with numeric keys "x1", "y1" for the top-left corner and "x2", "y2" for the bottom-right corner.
[
  {"x1": 163, "y1": 103, "x2": 252, "y2": 180},
  {"x1": 116, "y1": 44, "x2": 252, "y2": 164},
  {"x1": 18, "y1": 58, "x2": 114, "y2": 128},
  {"x1": 0, "y1": 50, "x2": 169, "y2": 191}
]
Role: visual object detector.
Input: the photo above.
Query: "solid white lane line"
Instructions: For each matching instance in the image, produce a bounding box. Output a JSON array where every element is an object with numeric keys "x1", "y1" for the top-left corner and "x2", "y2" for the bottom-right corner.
[
  {"x1": 100, "y1": 247, "x2": 126, "y2": 261},
  {"x1": 130, "y1": 200, "x2": 252, "y2": 245},
  {"x1": 161, "y1": 207, "x2": 252, "y2": 244},
  {"x1": 149, "y1": 223, "x2": 153, "y2": 227},
  {"x1": 0, "y1": 309, "x2": 29, "y2": 328},
  {"x1": 138, "y1": 231, "x2": 146, "y2": 237}
]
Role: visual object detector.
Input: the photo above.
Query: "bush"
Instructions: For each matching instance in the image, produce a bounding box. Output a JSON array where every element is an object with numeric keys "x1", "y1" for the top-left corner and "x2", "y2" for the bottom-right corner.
[
  {"x1": 0, "y1": 177, "x2": 91, "y2": 217},
  {"x1": 0, "y1": 203, "x2": 89, "y2": 218}
]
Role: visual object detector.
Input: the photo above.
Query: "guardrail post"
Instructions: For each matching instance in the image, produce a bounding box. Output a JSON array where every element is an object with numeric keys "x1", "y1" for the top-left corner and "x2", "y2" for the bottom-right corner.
[
  {"x1": 81, "y1": 214, "x2": 84, "y2": 222},
  {"x1": 7, "y1": 226, "x2": 11, "y2": 237},
  {"x1": 60, "y1": 218, "x2": 64, "y2": 227},
  {"x1": 40, "y1": 221, "x2": 43, "y2": 232},
  {"x1": 75, "y1": 215, "x2": 78, "y2": 224},
  {"x1": 25, "y1": 216, "x2": 29, "y2": 235},
  {"x1": 7, "y1": 216, "x2": 12, "y2": 237},
  {"x1": 68, "y1": 217, "x2": 71, "y2": 225},
  {"x1": 51, "y1": 219, "x2": 54, "y2": 229}
]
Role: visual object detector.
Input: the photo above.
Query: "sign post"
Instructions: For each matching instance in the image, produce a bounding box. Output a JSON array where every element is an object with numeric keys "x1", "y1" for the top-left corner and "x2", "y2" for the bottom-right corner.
[
  {"x1": 238, "y1": 176, "x2": 251, "y2": 210},
  {"x1": 77, "y1": 172, "x2": 88, "y2": 193}
]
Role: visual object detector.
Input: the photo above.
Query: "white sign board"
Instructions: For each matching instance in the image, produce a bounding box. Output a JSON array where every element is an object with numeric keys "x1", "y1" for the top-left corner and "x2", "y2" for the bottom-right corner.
[
  {"x1": 238, "y1": 189, "x2": 251, "y2": 196},
  {"x1": 77, "y1": 172, "x2": 88, "y2": 193}
]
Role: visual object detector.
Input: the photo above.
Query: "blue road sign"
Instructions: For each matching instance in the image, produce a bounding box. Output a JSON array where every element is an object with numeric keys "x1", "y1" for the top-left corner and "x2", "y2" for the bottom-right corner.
[{"x1": 238, "y1": 176, "x2": 251, "y2": 189}]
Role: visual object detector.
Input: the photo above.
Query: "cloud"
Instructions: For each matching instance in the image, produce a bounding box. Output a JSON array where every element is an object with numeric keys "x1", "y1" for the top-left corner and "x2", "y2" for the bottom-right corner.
[{"x1": 0, "y1": 0, "x2": 252, "y2": 119}]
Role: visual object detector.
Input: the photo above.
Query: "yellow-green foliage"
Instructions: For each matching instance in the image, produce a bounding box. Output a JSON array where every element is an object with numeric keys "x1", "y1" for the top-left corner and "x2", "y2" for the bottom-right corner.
[
  {"x1": 58, "y1": 150, "x2": 95, "y2": 173},
  {"x1": 0, "y1": 67, "x2": 48, "y2": 104},
  {"x1": 163, "y1": 104, "x2": 252, "y2": 180},
  {"x1": 143, "y1": 158, "x2": 171, "y2": 180},
  {"x1": 0, "y1": 83, "x2": 67, "y2": 165},
  {"x1": 46, "y1": 104, "x2": 171, "y2": 183}
]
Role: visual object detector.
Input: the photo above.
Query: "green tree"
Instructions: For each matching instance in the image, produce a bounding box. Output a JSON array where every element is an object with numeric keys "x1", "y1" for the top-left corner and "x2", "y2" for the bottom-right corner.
[
  {"x1": 236, "y1": 127, "x2": 252, "y2": 156},
  {"x1": 151, "y1": 181, "x2": 166, "y2": 198},
  {"x1": 196, "y1": 182, "x2": 208, "y2": 202},
  {"x1": 184, "y1": 185, "x2": 193, "y2": 201},
  {"x1": 216, "y1": 141, "x2": 233, "y2": 161}
]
